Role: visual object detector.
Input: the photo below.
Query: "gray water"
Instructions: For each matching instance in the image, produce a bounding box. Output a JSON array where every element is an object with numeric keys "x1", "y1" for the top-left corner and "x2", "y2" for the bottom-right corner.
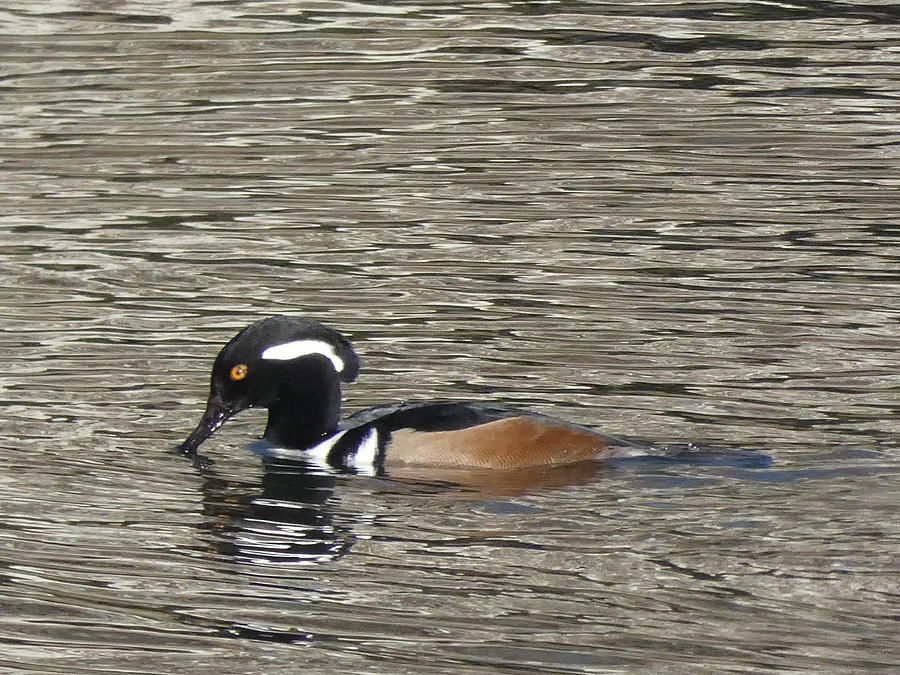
[{"x1": 2, "y1": 1, "x2": 899, "y2": 672}]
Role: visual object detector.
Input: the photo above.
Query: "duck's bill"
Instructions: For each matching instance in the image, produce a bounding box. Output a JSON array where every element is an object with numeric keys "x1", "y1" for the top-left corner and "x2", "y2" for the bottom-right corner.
[{"x1": 176, "y1": 396, "x2": 235, "y2": 456}]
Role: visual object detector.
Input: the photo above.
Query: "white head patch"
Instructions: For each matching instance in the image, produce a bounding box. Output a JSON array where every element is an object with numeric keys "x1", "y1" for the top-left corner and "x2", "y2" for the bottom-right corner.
[{"x1": 260, "y1": 339, "x2": 345, "y2": 372}]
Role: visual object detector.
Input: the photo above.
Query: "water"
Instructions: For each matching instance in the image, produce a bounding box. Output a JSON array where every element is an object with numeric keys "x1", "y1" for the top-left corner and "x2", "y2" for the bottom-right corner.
[{"x1": 2, "y1": 1, "x2": 899, "y2": 672}]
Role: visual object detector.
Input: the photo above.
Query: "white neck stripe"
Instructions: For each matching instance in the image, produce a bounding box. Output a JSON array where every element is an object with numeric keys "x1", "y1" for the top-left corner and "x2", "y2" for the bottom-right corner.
[
  {"x1": 349, "y1": 428, "x2": 379, "y2": 476},
  {"x1": 260, "y1": 339, "x2": 345, "y2": 372}
]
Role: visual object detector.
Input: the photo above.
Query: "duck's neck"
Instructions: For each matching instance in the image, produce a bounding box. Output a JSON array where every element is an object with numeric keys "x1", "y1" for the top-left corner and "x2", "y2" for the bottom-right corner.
[{"x1": 263, "y1": 367, "x2": 343, "y2": 448}]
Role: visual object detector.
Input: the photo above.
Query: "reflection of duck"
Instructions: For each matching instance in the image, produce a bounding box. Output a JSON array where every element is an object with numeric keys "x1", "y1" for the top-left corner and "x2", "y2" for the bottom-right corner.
[
  {"x1": 199, "y1": 459, "x2": 354, "y2": 565},
  {"x1": 385, "y1": 461, "x2": 611, "y2": 498},
  {"x1": 178, "y1": 316, "x2": 647, "y2": 474}
]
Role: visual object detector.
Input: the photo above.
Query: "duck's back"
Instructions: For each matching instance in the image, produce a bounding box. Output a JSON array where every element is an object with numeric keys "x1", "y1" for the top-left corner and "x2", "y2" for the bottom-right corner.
[{"x1": 339, "y1": 401, "x2": 643, "y2": 470}]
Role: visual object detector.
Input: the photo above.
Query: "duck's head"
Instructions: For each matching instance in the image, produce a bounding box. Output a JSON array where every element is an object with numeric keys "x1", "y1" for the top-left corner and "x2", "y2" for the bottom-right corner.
[{"x1": 177, "y1": 316, "x2": 360, "y2": 456}]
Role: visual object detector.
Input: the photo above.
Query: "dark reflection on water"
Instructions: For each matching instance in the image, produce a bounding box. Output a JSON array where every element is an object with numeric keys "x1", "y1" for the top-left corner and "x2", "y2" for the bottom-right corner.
[
  {"x1": 199, "y1": 460, "x2": 353, "y2": 566},
  {"x1": 2, "y1": 0, "x2": 899, "y2": 672},
  {"x1": 194, "y1": 446, "x2": 777, "y2": 573}
]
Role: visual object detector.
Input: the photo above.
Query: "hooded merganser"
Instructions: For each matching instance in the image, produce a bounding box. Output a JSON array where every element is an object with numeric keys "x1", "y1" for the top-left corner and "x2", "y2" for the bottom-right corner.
[{"x1": 177, "y1": 316, "x2": 646, "y2": 473}]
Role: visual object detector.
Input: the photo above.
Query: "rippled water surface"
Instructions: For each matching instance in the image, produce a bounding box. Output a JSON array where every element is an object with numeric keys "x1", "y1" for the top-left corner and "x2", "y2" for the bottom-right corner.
[{"x1": 2, "y1": 1, "x2": 899, "y2": 672}]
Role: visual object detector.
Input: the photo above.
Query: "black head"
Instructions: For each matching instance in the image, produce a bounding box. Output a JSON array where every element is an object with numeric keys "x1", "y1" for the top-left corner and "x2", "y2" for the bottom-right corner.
[{"x1": 177, "y1": 316, "x2": 360, "y2": 456}]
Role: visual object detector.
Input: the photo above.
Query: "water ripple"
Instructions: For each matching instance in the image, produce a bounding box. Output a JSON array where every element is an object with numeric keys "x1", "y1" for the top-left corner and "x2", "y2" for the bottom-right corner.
[{"x1": 2, "y1": 0, "x2": 898, "y2": 672}]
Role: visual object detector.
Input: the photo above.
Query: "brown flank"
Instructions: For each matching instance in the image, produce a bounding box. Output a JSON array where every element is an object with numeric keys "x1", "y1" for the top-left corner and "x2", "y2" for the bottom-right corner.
[{"x1": 384, "y1": 416, "x2": 618, "y2": 470}]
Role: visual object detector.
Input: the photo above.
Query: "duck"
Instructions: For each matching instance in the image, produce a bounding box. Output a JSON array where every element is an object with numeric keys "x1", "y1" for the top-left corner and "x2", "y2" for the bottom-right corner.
[{"x1": 176, "y1": 316, "x2": 647, "y2": 473}]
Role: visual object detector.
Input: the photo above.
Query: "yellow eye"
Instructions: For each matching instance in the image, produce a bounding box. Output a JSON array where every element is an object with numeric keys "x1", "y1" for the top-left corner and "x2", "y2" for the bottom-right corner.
[{"x1": 229, "y1": 363, "x2": 248, "y2": 381}]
